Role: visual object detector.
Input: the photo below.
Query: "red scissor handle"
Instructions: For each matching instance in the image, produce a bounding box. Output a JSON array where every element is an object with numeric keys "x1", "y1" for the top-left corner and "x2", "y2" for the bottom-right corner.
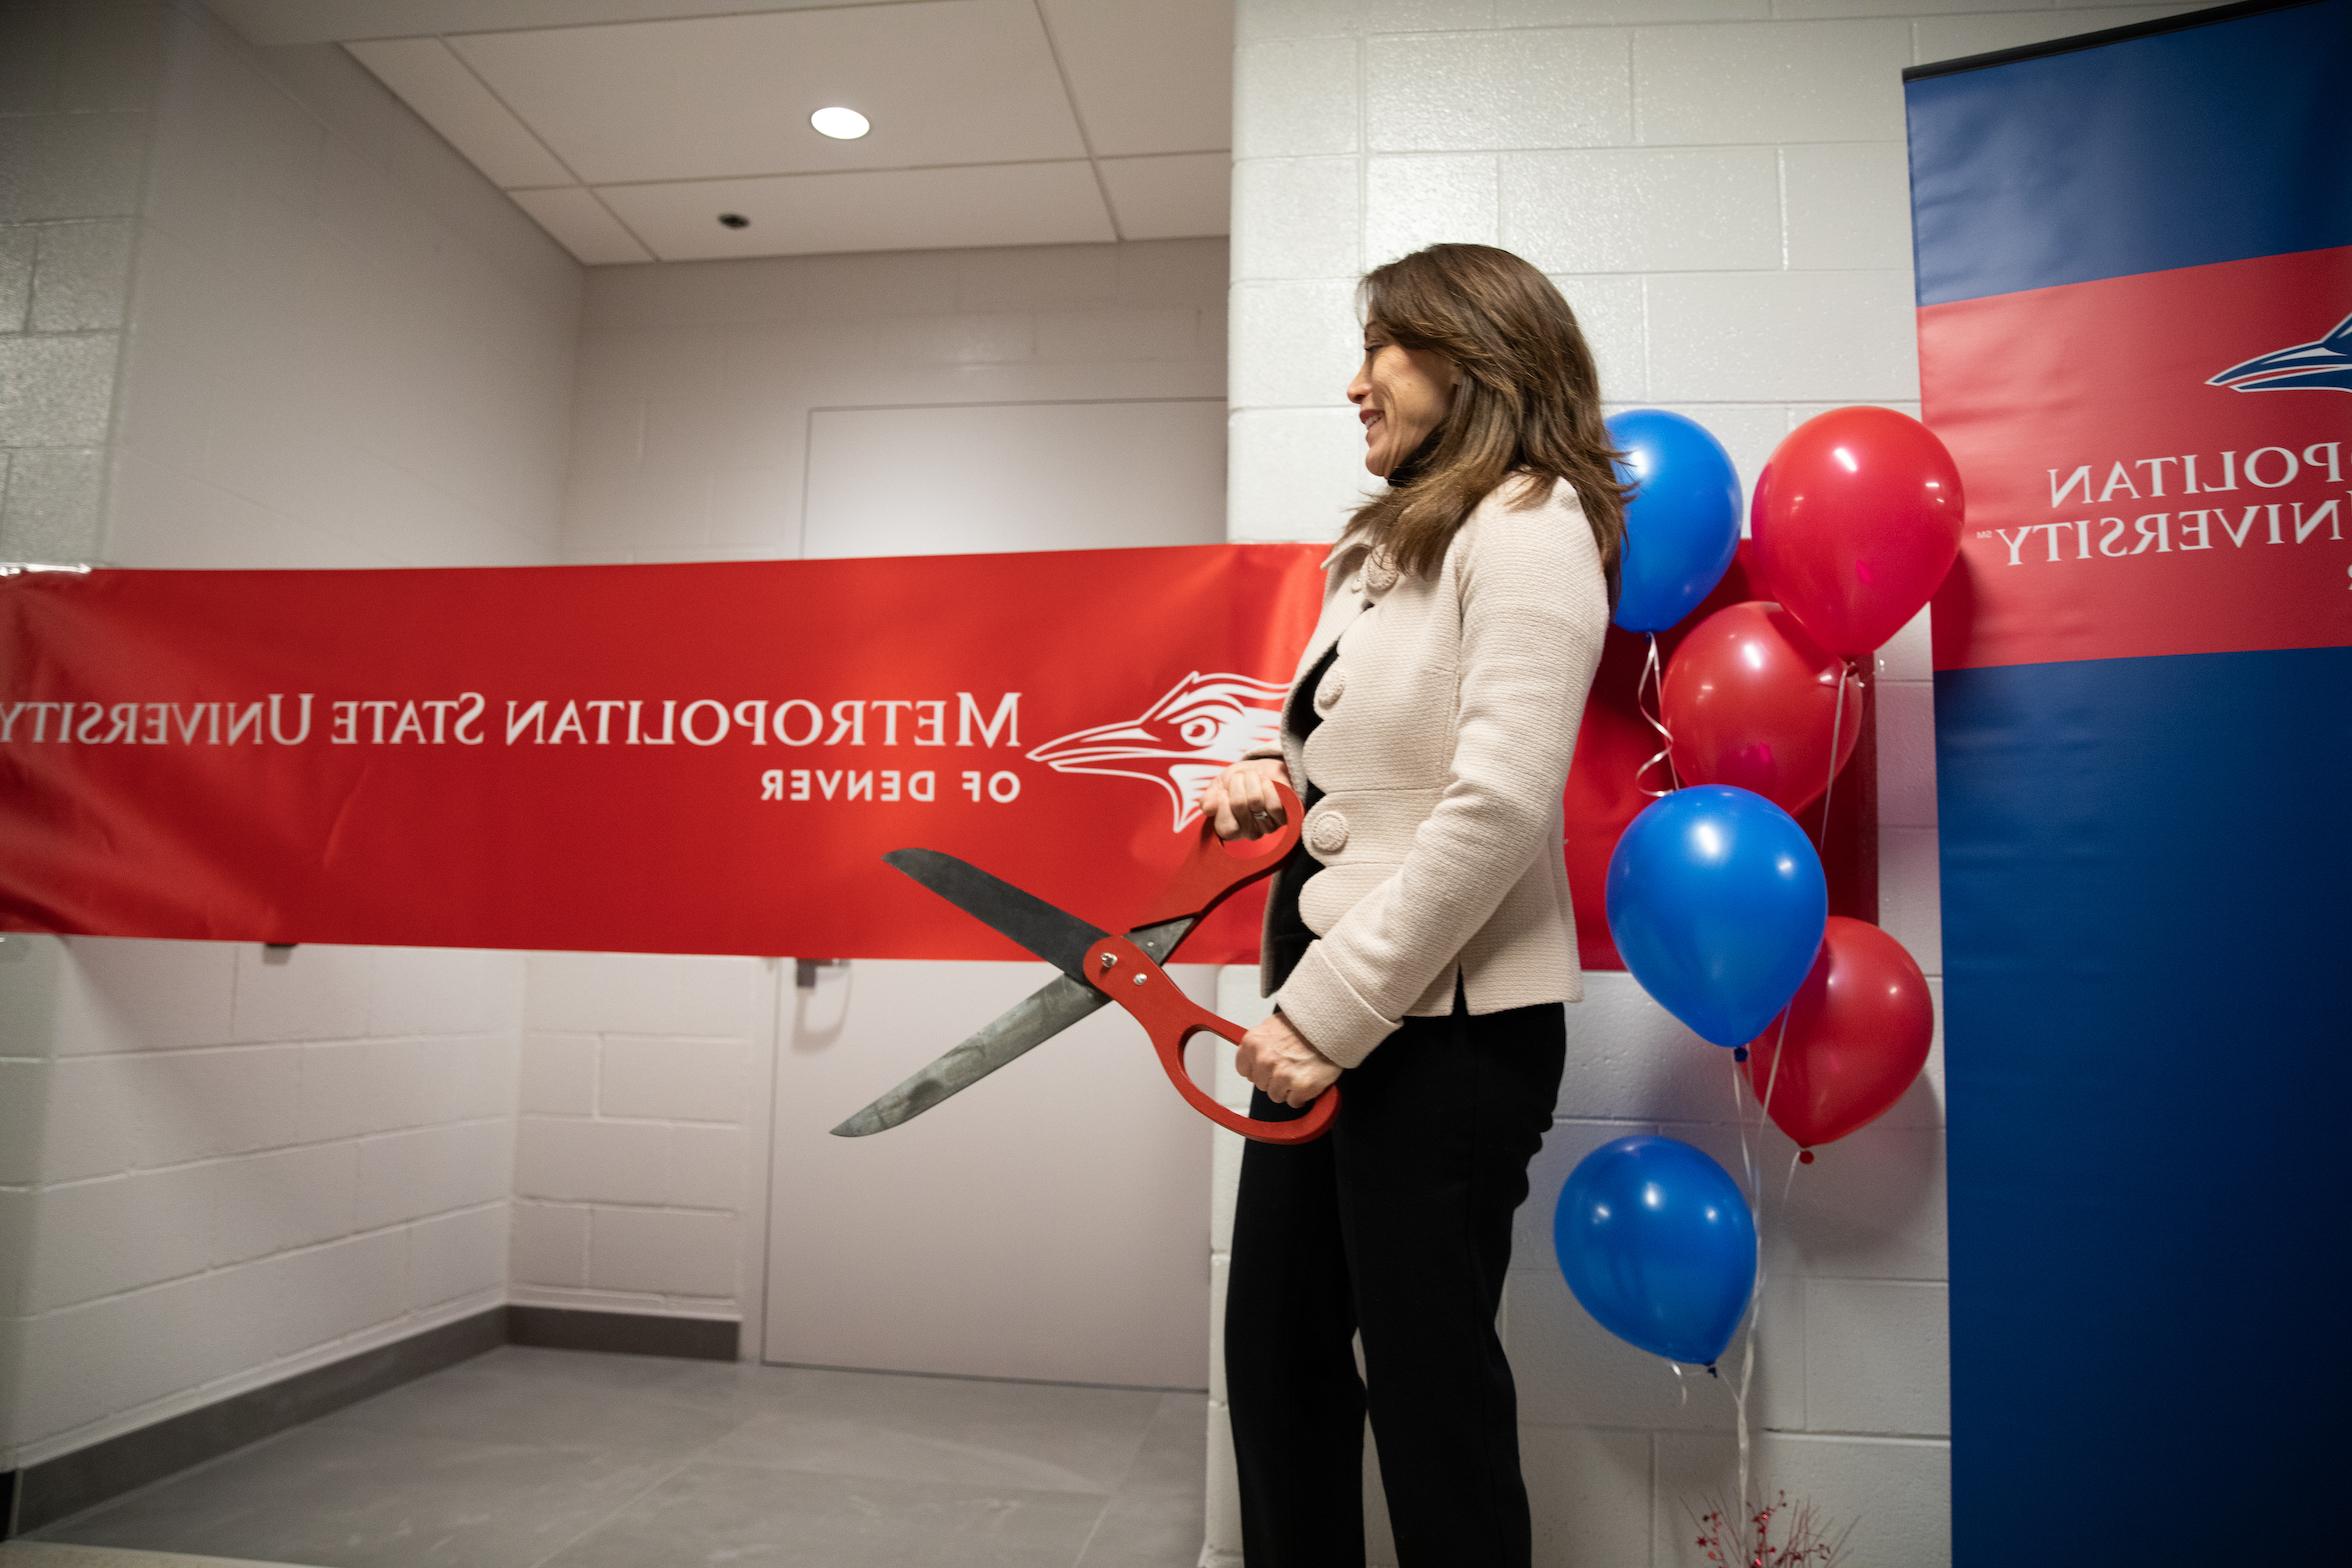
[
  {"x1": 1131, "y1": 777, "x2": 1305, "y2": 931},
  {"x1": 1097, "y1": 774, "x2": 1337, "y2": 1143},
  {"x1": 1081, "y1": 929, "x2": 1339, "y2": 1145}
]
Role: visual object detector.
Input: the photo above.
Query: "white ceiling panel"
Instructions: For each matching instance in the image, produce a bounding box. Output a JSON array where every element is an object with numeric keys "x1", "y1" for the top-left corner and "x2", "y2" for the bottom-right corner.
[
  {"x1": 1098, "y1": 152, "x2": 1229, "y2": 242},
  {"x1": 219, "y1": 1, "x2": 923, "y2": 47},
  {"x1": 1037, "y1": 0, "x2": 1233, "y2": 159},
  {"x1": 345, "y1": 37, "x2": 575, "y2": 189},
  {"x1": 300, "y1": 0, "x2": 1232, "y2": 262},
  {"x1": 510, "y1": 187, "x2": 656, "y2": 265},
  {"x1": 447, "y1": 0, "x2": 1086, "y2": 185},
  {"x1": 597, "y1": 160, "x2": 1116, "y2": 261}
]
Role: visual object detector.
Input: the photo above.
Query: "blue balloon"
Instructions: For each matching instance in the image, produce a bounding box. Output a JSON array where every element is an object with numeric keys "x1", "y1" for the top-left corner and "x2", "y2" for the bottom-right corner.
[
  {"x1": 1605, "y1": 409, "x2": 1742, "y2": 633},
  {"x1": 1605, "y1": 785, "x2": 1827, "y2": 1045},
  {"x1": 1554, "y1": 1135, "x2": 1756, "y2": 1366}
]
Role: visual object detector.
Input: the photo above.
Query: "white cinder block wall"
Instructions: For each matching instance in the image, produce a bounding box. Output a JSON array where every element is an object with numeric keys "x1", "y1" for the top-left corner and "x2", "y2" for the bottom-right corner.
[
  {"x1": 511, "y1": 953, "x2": 767, "y2": 1321},
  {"x1": 0, "y1": 0, "x2": 579, "y2": 1470},
  {"x1": 1209, "y1": 4, "x2": 2204, "y2": 1566},
  {"x1": 516, "y1": 238, "x2": 1228, "y2": 1330}
]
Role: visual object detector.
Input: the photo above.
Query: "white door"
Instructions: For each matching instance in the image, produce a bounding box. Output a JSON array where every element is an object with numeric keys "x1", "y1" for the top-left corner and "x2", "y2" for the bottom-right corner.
[{"x1": 764, "y1": 398, "x2": 1228, "y2": 1387}]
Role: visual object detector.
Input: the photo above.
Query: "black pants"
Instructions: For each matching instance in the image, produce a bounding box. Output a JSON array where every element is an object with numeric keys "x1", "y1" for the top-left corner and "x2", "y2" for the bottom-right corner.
[{"x1": 1225, "y1": 970, "x2": 1568, "y2": 1567}]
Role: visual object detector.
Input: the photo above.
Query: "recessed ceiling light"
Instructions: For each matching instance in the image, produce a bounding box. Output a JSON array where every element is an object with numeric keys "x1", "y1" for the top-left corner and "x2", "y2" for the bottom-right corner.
[{"x1": 810, "y1": 106, "x2": 870, "y2": 140}]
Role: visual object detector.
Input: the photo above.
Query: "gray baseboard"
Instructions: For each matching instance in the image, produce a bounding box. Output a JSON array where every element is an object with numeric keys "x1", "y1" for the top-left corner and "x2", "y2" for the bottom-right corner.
[
  {"x1": 506, "y1": 1305, "x2": 739, "y2": 1361},
  {"x1": 2, "y1": 1305, "x2": 741, "y2": 1539}
]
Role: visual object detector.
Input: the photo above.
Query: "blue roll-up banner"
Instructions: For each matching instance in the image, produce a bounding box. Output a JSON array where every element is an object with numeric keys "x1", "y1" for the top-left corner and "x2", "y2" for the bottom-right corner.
[{"x1": 1906, "y1": 1, "x2": 2350, "y2": 1559}]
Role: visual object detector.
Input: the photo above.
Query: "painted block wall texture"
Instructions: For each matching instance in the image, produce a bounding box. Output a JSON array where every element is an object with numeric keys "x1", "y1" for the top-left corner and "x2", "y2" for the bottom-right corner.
[
  {"x1": 511, "y1": 954, "x2": 766, "y2": 1314},
  {"x1": 560, "y1": 238, "x2": 1226, "y2": 567},
  {"x1": 0, "y1": 0, "x2": 149, "y2": 564},
  {"x1": 0, "y1": 0, "x2": 579, "y2": 1467},
  {"x1": 1215, "y1": 3, "x2": 2206, "y2": 1565},
  {"x1": 524, "y1": 237, "x2": 1228, "y2": 1330}
]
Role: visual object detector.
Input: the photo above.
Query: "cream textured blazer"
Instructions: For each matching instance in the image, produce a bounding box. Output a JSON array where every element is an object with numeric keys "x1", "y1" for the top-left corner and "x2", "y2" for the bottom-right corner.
[{"x1": 1241, "y1": 472, "x2": 1610, "y2": 1070}]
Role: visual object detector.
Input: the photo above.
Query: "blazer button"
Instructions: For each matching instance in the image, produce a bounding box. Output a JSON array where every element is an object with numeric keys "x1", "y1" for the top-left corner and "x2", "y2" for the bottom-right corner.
[
  {"x1": 1314, "y1": 666, "x2": 1345, "y2": 710},
  {"x1": 1362, "y1": 553, "x2": 1399, "y2": 596},
  {"x1": 1308, "y1": 811, "x2": 1348, "y2": 855}
]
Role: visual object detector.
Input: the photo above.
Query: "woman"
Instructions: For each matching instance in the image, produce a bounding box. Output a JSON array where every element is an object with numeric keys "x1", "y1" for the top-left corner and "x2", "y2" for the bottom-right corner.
[{"x1": 1199, "y1": 244, "x2": 1624, "y2": 1567}]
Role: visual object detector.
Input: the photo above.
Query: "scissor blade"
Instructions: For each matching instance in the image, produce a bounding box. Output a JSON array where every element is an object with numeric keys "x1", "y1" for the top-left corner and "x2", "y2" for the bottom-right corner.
[
  {"x1": 828, "y1": 971, "x2": 1109, "y2": 1137},
  {"x1": 880, "y1": 847, "x2": 1110, "y2": 983},
  {"x1": 829, "y1": 898, "x2": 1196, "y2": 1138}
]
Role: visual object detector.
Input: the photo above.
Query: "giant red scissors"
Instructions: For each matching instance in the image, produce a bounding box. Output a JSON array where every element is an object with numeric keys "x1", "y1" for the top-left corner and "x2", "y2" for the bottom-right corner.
[{"x1": 831, "y1": 779, "x2": 1338, "y2": 1145}]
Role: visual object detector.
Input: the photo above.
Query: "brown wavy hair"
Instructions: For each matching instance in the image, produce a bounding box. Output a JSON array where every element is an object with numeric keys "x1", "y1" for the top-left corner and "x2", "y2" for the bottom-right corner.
[{"x1": 1341, "y1": 244, "x2": 1627, "y2": 611}]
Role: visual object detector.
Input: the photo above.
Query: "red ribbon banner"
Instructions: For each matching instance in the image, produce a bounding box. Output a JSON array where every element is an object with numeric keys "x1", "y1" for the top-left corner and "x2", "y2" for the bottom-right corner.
[{"x1": 0, "y1": 542, "x2": 1873, "y2": 965}]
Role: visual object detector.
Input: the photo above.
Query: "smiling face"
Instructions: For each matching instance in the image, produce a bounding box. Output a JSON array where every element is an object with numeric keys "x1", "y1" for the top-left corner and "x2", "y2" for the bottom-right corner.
[{"x1": 1348, "y1": 321, "x2": 1459, "y2": 479}]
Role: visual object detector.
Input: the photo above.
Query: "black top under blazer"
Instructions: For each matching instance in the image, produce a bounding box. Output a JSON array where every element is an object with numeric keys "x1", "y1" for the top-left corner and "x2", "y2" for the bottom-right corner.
[{"x1": 1261, "y1": 640, "x2": 1340, "y2": 992}]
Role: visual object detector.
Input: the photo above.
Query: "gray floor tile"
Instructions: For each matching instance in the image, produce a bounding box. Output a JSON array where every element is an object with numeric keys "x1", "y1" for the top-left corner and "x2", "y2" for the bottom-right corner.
[
  {"x1": 1073, "y1": 1488, "x2": 1211, "y2": 1568},
  {"x1": 27, "y1": 1352, "x2": 1209, "y2": 1568},
  {"x1": 311, "y1": 1349, "x2": 743, "y2": 1458},
  {"x1": 1108, "y1": 1394, "x2": 1209, "y2": 1502},
  {"x1": 0, "y1": 1547, "x2": 315, "y2": 1568},
  {"x1": 448, "y1": 1345, "x2": 718, "y2": 1395},
  {"x1": 1070, "y1": 1395, "x2": 1207, "y2": 1568},
  {"x1": 536, "y1": 1458, "x2": 1106, "y2": 1568},
  {"x1": 32, "y1": 1424, "x2": 677, "y2": 1568},
  {"x1": 696, "y1": 1367, "x2": 1165, "y2": 1495}
]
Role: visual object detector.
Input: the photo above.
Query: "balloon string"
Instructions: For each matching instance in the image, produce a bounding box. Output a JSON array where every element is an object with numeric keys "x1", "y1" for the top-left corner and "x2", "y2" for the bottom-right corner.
[
  {"x1": 1757, "y1": 1009, "x2": 1791, "y2": 1166},
  {"x1": 1731, "y1": 1041, "x2": 1757, "y2": 1196},
  {"x1": 1730, "y1": 1326, "x2": 1753, "y2": 1520},
  {"x1": 1635, "y1": 632, "x2": 1679, "y2": 798},
  {"x1": 1815, "y1": 658, "x2": 1859, "y2": 839},
  {"x1": 1722, "y1": 655, "x2": 1862, "y2": 1509},
  {"x1": 1729, "y1": 1047, "x2": 1775, "y2": 1517},
  {"x1": 1756, "y1": 654, "x2": 1852, "y2": 1192}
]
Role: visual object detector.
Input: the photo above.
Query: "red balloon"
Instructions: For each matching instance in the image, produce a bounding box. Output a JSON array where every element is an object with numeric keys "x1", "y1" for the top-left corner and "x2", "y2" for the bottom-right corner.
[
  {"x1": 1745, "y1": 917, "x2": 1933, "y2": 1150},
  {"x1": 1660, "y1": 600, "x2": 1862, "y2": 815},
  {"x1": 1749, "y1": 407, "x2": 1964, "y2": 656},
  {"x1": 1561, "y1": 632, "x2": 1660, "y2": 970}
]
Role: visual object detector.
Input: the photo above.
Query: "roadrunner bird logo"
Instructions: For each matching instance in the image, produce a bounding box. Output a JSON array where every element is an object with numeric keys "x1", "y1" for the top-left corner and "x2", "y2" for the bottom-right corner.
[
  {"x1": 2209, "y1": 310, "x2": 2352, "y2": 394},
  {"x1": 1027, "y1": 672, "x2": 1289, "y2": 830}
]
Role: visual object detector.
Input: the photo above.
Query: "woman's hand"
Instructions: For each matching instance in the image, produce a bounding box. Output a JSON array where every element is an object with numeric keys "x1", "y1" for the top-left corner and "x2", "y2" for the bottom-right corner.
[
  {"x1": 1237, "y1": 1008, "x2": 1343, "y2": 1106},
  {"x1": 1201, "y1": 757, "x2": 1294, "y2": 841}
]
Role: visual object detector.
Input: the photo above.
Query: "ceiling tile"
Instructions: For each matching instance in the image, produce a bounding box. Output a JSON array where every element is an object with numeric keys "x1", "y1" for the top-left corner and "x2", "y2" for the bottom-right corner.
[
  {"x1": 1037, "y1": 0, "x2": 1232, "y2": 159},
  {"x1": 448, "y1": 0, "x2": 1086, "y2": 185},
  {"x1": 1099, "y1": 152, "x2": 1229, "y2": 241},
  {"x1": 596, "y1": 161, "x2": 1116, "y2": 261},
  {"x1": 218, "y1": 1, "x2": 912, "y2": 49},
  {"x1": 345, "y1": 37, "x2": 575, "y2": 188},
  {"x1": 511, "y1": 187, "x2": 656, "y2": 264}
]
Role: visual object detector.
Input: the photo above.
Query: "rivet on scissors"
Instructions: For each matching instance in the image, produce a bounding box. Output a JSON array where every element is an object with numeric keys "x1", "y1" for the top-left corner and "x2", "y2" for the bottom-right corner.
[{"x1": 1098, "y1": 952, "x2": 1116, "y2": 972}]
